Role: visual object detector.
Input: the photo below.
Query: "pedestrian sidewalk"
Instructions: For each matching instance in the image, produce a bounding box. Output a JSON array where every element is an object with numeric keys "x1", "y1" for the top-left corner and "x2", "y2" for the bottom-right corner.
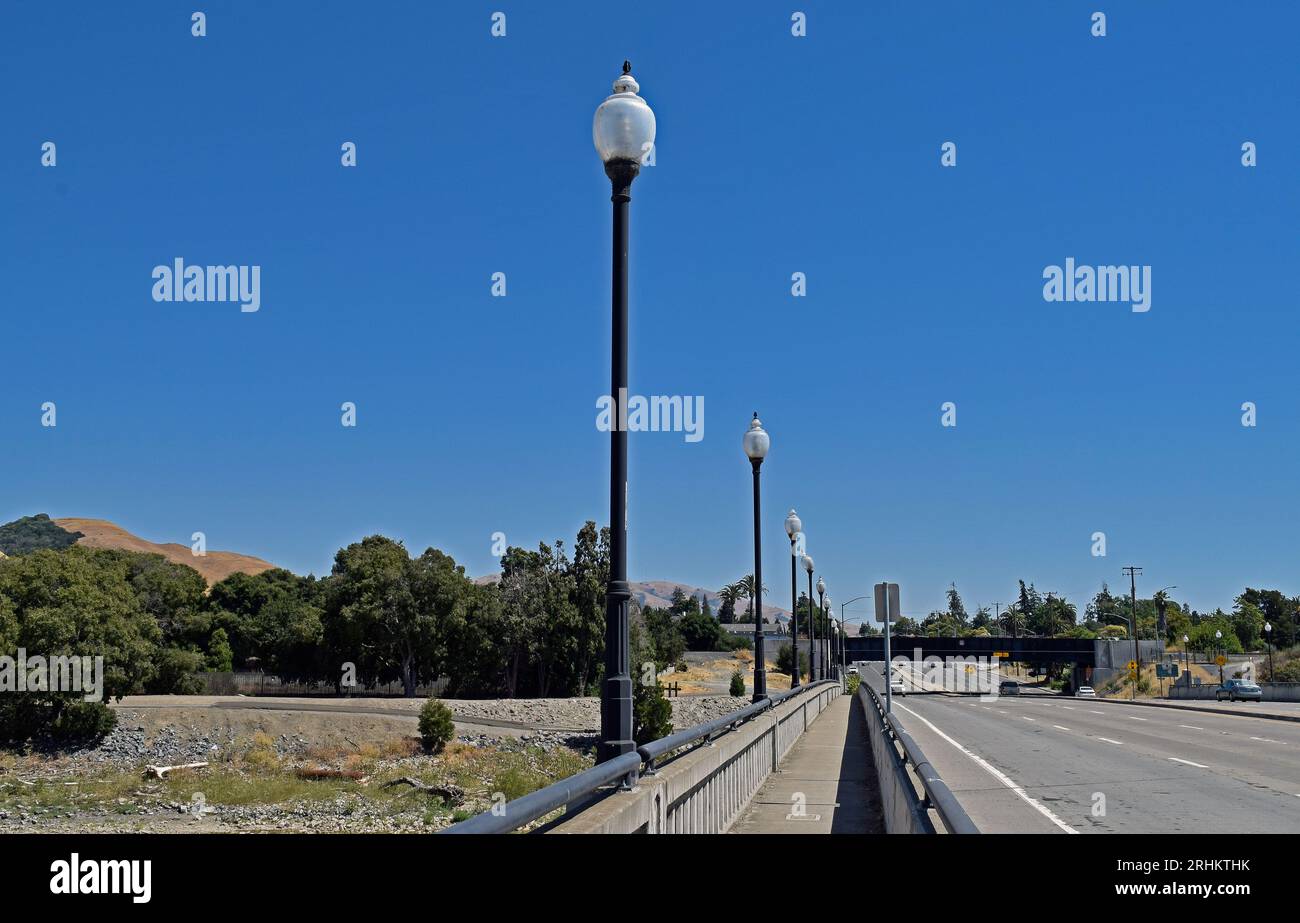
[{"x1": 728, "y1": 692, "x2": 883, "y2": 834}]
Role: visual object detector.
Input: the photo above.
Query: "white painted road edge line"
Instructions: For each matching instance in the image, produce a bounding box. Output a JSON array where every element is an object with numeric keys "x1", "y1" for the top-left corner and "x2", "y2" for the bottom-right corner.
[
  {"x1": 1096, "y1": 737, "x2": 1124, "y2": 745},
  {"x1": 892, "y1": 701, "x2": 1079, "y2": 834},
  {"x1": 1169, "y1": 757, "x2": 1209, "y2": 768}
]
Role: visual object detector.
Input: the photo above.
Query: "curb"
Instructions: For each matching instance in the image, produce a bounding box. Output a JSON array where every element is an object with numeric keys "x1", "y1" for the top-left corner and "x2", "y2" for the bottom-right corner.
[{"x1": 1060, "y1": 695, "x2": 1300, "y2": 724}]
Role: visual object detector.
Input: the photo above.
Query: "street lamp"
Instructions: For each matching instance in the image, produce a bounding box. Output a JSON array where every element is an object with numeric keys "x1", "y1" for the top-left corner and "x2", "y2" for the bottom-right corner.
[
  {"x1": 803, "y1": 554, "x2": 816, "y2": 683},
  {"x1": 1215, "y1": 629, "x2": 1223, "y2": 684},
  {"x1": 1182, "y1": 633, "x2": 1189, "y2": 685},
  {"x1": 594, "y1": 61, "x2": 655, "y2": 764},
  {"x1": 1265, "y1": 621, "x2": 1274, "y2": 682},
  {"x1": 784, "y1": 509, "x2": 802, "y2": 689},
  {"x1": 816, "y1": 577, "x2": 826, "y2": 681},
  {"x1": 744, "y1": 413, "x2": 770, "y2": 701},
  {"x1": 826, "y1": 595, "x2": 837, "y2": 681}
]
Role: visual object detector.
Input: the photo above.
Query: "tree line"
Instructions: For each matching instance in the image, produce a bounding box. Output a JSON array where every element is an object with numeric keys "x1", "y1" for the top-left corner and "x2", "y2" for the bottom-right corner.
[{"x1": 880, "y1": 580, "x2": 1299, "y2": 657}]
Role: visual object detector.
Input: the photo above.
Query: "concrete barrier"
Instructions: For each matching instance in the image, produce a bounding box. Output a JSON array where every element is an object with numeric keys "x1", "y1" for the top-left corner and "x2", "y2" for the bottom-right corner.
[
  {"x1": 1170, "y1": 682, "x2": 1300, "y2": 702},
  {"x1": 547, "y1": 682, "x2": 841, "y2": 834}
]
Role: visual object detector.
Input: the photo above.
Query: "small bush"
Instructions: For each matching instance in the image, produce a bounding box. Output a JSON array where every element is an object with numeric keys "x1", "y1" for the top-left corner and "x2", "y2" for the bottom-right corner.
[
  {"x1": 729, "y1": 670, "x2": 745, "y2": 697},
  {"x1": 676, "y1": 660, "x2": 688, "y2": 672},
  {"x1": 633, "y1": 680, "x2": 673, "y2": 746},
  {"x1": 844, "y1": 673, "x2": 860, "y2": 696},
  {"x1": 418, "y1": 698, "x2": 456, "y2": 754}
]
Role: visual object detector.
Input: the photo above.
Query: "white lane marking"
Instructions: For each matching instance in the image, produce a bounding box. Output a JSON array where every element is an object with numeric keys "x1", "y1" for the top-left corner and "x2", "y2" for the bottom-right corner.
[
  {"x1": 1021, "y1": 716, "x2": 1036, "y2": 722},
  {"x1": 1250, "y1": 736, "x2": 1281, "y2": 744},
  {"x1": 1052, "y1": 725, "x2": 1071, "y2": 731},
  {"x1": 1169, "y1": 757, "x2": 1208, "y2": 769},
  {"x1": 893, "y1": 700, "x2": 1079, "y2": 834},
  {"x1": 1096, "y1": 737, "x2": 1124, "y2": 745},
  {"x1": 1179, "y1": 725, "x2": 1203, "y2": 731},
  {"x1": 1126, "y1": 715, "x2": 1148, "y2": 721},
  {"x1": 1088, "y1": 710, "x2": 1105, "y2": 715},
  {"x1": 1060, "y1": 706, "x2": 1075, "y2": 710}
]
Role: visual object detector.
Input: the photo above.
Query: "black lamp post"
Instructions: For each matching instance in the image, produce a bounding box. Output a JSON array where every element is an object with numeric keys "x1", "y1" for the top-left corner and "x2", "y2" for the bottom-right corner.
[
  {"x1": 744, "y1": 413, "x2": 770, "y2": 701},
  {"x1": 826, "y1": 600, "x2": 837, "y2": 681},
  {"x1": 804, "y1": 554, "x2": 817, "y2": 682},
  {"x1": 594, "y1": 62, "x2": 655, "y2": 764},
  {"x1": 816, "y1": 578, "x2": 826, "y2": 681},
  {"x1": 784, "y1": 509, "x2": 802, "y2": 689}
]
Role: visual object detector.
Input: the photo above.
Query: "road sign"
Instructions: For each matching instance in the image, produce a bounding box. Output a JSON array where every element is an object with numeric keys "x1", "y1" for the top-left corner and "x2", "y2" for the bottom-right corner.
[
  {"x1": 874, "y1": 583, "x2": 900, "y2": 623},
  {"x1": 1215, "y1": 655, "x2": 1227, "y2": 667},
  {"x1": 1126, "y1": 660, "x2": 1137, "y2": 671},
  {"x1": 992, "y1": 651, "x2": 1009, "y2": 659}
]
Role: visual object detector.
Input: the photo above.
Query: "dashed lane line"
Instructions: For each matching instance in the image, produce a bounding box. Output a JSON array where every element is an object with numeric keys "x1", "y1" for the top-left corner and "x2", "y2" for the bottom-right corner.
[
  {"x1": 892, "y1": 700, "x2": 1079, "y2": 834},
  {"x1": 1096, "y1": 737, "x2": 1124, "y2": 745},
  {"x1": 1169, "y1": 757, "x2": 1209, "y2": 769}
]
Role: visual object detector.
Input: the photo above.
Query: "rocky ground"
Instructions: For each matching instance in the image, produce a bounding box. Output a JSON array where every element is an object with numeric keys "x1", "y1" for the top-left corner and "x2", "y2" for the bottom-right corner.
[{"x1": 0, "y1": 694, "x2": 751, "y2": 833}]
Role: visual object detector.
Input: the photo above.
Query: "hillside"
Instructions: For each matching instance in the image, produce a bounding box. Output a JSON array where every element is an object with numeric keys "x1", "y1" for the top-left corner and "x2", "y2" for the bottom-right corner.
[{"x1": 51, "y1": 517, "x2": 278, "y2": 585}]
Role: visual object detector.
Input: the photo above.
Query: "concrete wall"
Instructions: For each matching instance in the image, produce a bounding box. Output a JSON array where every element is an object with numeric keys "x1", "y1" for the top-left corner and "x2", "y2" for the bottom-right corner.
[
  {"x1": 547, "y1": 683, "x2": 841, "y2": 834},
  {"x1": 1170, "y1": 682, "x2": 1300, "y2": 702}
]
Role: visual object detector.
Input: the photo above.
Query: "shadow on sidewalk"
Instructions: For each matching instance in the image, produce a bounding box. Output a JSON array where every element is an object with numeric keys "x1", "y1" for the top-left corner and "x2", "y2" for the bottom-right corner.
[{"x1": 831, "y1": 692, "x2": 885, "y2": 833}]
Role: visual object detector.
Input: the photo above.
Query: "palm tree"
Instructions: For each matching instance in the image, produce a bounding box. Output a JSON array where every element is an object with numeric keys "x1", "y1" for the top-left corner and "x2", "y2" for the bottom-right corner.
[
  {"x1": 717, "y1": 583, "x2": 743, "y2": 622},
  {"x1": 735, "y1": 574, "x2": 768, "y2": 622}
]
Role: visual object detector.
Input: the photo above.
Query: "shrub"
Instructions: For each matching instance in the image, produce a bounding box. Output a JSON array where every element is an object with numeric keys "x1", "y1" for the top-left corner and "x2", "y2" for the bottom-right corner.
[
  {"x1": 0, "y1": 697, "x2": 116, "y2": 747},
  {"x1": 844, "y1": 673, "x2": 860, "y2": 696},
  {"x1": 775, "y1": 643, "x2": 808, "y2": 678},
  {"x1": 418, "y1": 698, "x2": 455, "y2": 754},
  {"x1": 633, "y1": 679, "x2": 673, "y2": 745},
  {"x1": 729, "y1": 670, "x2": 745, "y2": 697},
  {"x1": 675, "y1": 660, "x2": 688, "y2": 672}
]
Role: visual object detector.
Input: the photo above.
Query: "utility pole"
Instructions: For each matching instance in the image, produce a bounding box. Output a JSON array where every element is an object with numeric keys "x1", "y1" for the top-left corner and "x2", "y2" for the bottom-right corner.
[{"x1": 1122, "y1": 566, "x2": 1142, "y2": 700}]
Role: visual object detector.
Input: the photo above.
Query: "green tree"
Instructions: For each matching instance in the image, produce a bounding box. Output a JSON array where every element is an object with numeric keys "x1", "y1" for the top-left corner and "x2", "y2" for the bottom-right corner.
[
  {"x1": 206, "y1": 627, "x2": 234, "y2": 671},
  {"x1": 418, "y1": 698, "x2": 455, "y2": 753},
  {"x1": 717, "y1": 583, "x2": 742, "y2": 622},
  {"x1": 775, "y1": 643, "x2": 808, "y2": 678},
  {"x1": 946, "y1": 583, "x2": 968, "y2": 628},
  {"x1": 679, "y1": 608, "x2": 724, "y2": 651},
  {"x1": 729, "y1": 669, "x2": 745, "y2": 697},
  {"x1": 322, "y1": 536, "x2": 445, "y2": 697},
  {"x1": 0, "y1": 547, "x2": 164, "y2": 742},
  {"x1": 633, "y1": 675, "x2": 672, "y2": 745},
  {"x1": 0, "y1": 514, "x2": 83, "y2": 556}
]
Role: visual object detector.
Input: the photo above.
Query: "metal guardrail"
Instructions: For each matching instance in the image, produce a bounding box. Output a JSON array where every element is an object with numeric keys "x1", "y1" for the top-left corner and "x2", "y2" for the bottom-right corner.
[
  {"x1": 860, "y1": 680, "x2": 978, "y2": 834},
  {"x1": 441, "y1": 680, "x2": 838, "y2": 834}
]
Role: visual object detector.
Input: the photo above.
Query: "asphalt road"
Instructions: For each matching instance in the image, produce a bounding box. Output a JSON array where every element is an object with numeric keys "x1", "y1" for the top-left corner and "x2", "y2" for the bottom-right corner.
[{"x1": 891, "y1": 693, "x2": 1300, "y2": 833}]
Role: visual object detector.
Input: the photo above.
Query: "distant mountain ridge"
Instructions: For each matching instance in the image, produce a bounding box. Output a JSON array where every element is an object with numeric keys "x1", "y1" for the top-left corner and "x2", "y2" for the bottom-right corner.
[
  {"x1": 51, "y1": 518, "x2": 278, "y2": 585},
  {"x1": 474, "y1": 573, "x2": 791, "y2": 623},
  {"x1": 0, "y1": 515, "x2": 278, "y2": 585}
]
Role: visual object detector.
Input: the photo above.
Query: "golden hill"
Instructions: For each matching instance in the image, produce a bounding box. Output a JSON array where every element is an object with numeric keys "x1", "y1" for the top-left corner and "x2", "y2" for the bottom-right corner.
[{"x1": 53, "y1": 518, "x2": 277, "y2": 585}]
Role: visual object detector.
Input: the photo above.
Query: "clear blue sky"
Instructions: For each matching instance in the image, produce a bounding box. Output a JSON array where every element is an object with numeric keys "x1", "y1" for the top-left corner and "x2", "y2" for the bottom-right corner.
[{"x1": 3, "y1": 2, "x2": 1298, "y2": 619}]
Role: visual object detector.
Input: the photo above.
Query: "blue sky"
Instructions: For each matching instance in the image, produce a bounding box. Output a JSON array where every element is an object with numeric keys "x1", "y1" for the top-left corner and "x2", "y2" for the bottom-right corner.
[{"x1": 3, "y1": 2, "x2": 1298, "y2": 620}]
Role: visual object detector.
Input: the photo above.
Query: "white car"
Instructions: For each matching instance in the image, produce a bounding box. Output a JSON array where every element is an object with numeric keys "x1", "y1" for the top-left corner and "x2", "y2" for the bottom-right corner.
[
  {"x1": 889, "y1": 678, "x2": 907, "y2": 696},
  {"x1": 847, "y1": 666, "x2": 859, "y2": 676},
  {"x1": 1076, "y1": 686, "x2": 1096, "y2": 698}
]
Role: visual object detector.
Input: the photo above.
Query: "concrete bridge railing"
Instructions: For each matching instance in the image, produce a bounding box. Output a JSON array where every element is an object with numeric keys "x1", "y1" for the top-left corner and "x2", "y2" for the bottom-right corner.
[{"x1": 547, "y1": 681, "x2": 842, "y2": 834}]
